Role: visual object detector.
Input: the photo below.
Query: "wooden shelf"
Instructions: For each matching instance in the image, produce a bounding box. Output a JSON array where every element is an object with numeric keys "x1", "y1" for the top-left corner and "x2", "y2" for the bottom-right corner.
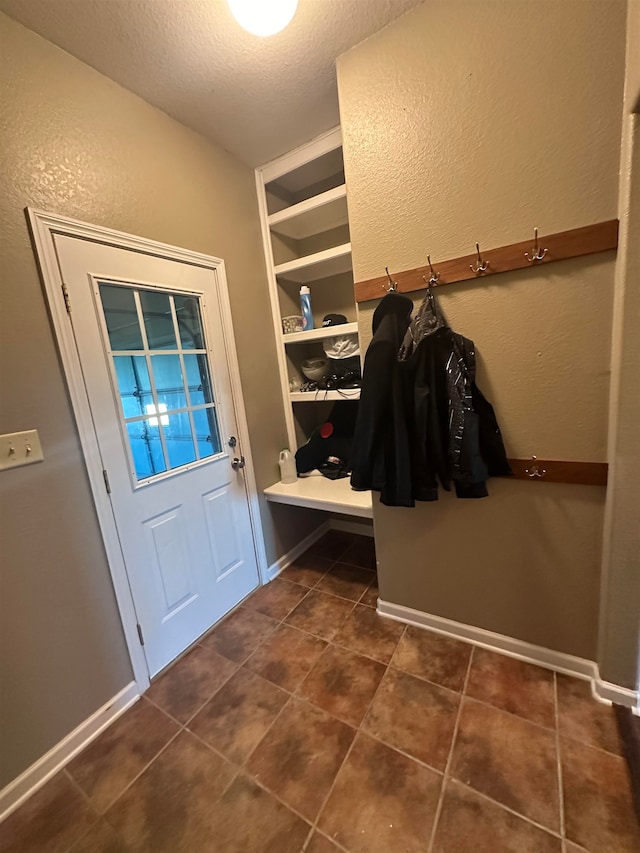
[
  {"x1": 274, "y1": 243, "x2": 352, "y2": 283},
  {"x1": 283, "y1": 322, "x2": 358, "y2": 344},
  {"x1": 264, "y1": 473, "x2": 373, "y2": 518},
  {"x1": 290, "y1": 389, "x2": 360, "y2": 402},
  {"x1": 268, "y1": 185, "x2": 348, "y2": 239},
  {"x1": 354, "y1": 220, "x2": 619, "y2": 303}
]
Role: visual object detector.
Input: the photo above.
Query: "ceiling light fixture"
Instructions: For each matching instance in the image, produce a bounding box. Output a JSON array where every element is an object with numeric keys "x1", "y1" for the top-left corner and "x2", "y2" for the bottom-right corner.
[{"x1": 227, "y1": 0, "x2": 298, "y2": 37}]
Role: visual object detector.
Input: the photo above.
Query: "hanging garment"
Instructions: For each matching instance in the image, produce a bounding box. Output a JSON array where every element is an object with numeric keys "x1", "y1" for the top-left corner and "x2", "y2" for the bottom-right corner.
[
  {"x1": 349, "y1": 291, "x2": 415, "y2": 506},
  {"x1": 399, "y1": 289, "x2": 511, "y2": 501},
  {"x1": 351, "y1": 288, "x2": 510, "y2": 507}
]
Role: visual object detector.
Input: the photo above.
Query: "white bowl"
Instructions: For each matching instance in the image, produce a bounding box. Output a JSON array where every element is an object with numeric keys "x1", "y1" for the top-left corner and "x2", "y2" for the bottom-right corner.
[{"x1": 301, "y1": 357, "x2": 328, "y2": 381}]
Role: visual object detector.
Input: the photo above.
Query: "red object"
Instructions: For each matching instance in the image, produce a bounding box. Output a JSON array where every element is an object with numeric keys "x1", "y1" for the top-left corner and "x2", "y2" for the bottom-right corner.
[{"x1": 320, "y1": 422, "x2": 334, "y2": 439}]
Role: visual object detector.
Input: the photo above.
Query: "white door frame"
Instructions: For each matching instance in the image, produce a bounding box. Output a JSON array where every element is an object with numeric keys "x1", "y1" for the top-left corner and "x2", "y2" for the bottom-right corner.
[{"x1": 27, "y1": 208, "x2": 269, "y2": 693}]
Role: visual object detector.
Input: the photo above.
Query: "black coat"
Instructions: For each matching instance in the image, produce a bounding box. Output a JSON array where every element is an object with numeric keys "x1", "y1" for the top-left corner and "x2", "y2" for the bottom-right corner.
[
  {"x1": 349, "y1": 292, "x2": 415, "y2": 506},
  {"x1": 350, "y1": 291, "x2": 510, "y2": 507},
  {"x1": 402, "y1": 325, "x2": 511, "y2": 502}
]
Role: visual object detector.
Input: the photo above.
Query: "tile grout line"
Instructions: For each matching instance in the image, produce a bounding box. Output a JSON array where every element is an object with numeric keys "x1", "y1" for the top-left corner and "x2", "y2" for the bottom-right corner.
[
  {"x1": 146, "y1": 658, "x2": 241, "y2": 730},
  {"x1": 62, "y1": 698, "x2": 204, "y2": 852},
  {"x1": 304, "y1": 623, "x2": 409, "y2": 849},
  {"x1": 292, "y1": 580, "x2": 373, "y2": 610},
  {"x1": 249, "y1": 564, "x2": 367, "y2": 629},
  {"x1": 454, "y1": 692, "x2": 559, "y2": 736},
  {"x1": 343, "y1": 725, "x2": 447, "y2": 780},
  {"x1": 554, "y1": 672, "x2": 567, "y2": 842},
  {"x1": 555, "y1": 730, "x2": 629, "y2": 761},
  {"x1": 186, "y1": 694, "x2": 323, "y2": 841},
  {"x1": 283, "y1": 597, "x2": 359, "y2": 643},
  {"x1": 426, "y1": 643, "x2": 475, "y2": 853},
  {"x1": 60, "y1": 771, "x2": 102, "y2": 853},
  {"x1": 187, "y1": 689, "x2": 328, "y2": 834},
  {"x1": 62, "y1": 767, "x2": 99, "y2": 810},
  {"x1": 183, "y1": 723, "x2": 245, "y2": 772},
  {"x1": 422, "y1": 648, "x2": 568, "y2": 845},
  {"x1": 445, "y1": 777, "x2": 566, "y2": 841},
  {"x1": 196, "y1": 606, "x2": 281, "y2": 657},
  {"x1": 96, "y1": 723, "x2": 184, "y2": 824},
  {"x1": 302, "y1": 828, "x2": 351, "y2": 853}
]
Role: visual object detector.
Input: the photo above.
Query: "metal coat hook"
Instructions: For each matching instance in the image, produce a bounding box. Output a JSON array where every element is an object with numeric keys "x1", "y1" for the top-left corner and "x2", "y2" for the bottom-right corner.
[
  {"x1": 525, "y1": 228, "x2": 548, "y2": 263},
  {"x1": 383, "y1": 266, "x2": 398, "y2": 293},
  {"x1": 421, "y1": 276, "x2": 437, "y2": 309},
  {"x1": 426, "y1": 255, "x2": 440, "y2": 286},
  {"x1": 524, "y1": 455, "x2": 547, "y2": 479},
  {"x1": 470, "y1": 243, "x2": 490, "y2": 274}
]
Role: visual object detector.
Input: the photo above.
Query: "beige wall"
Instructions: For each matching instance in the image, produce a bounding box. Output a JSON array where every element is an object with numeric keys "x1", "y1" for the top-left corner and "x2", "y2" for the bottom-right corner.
[
  {"x1": 599, "y1": 0, "x2": 640, "y2": 689},
  {"x1": 338, "y1": 0, "x2": 626, "y2": 660},
  {"x1": 0, "y1": 14, "x2": 319, "y2": 788},
  {"x1": 626, "y1": 0, "x2": 640, "y2": 111}
]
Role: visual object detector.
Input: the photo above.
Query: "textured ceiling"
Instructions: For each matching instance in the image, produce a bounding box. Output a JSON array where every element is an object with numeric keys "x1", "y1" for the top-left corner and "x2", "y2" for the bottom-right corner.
[{"x1": 0, "y1": 0, "x2": 423, "y2": 166}]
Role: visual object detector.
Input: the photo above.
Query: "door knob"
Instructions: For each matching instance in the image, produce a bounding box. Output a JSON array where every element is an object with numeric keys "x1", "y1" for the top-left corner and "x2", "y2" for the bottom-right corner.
[{"x1": 231, "y1": 456, "x2": 245, "y2": 470}]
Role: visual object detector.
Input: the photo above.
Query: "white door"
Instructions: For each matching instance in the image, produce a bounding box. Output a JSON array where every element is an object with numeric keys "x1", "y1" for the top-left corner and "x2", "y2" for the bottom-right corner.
[{"x1": 54, "y1": 235, "x2": 260, "y2": 677}]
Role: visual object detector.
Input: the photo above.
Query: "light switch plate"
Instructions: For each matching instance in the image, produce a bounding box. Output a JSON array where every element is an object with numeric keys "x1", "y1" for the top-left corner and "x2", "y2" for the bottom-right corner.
[{"x1": 0, "y1": 430, "x2": 44, "y2": 470}]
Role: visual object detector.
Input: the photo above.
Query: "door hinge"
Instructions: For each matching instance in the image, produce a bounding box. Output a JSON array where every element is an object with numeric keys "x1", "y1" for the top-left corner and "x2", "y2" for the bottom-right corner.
[
  {"x1": 102, "y1": 468, "x2": 111, "y2": 494},
  {"x1": 61, "y1": 282, "x2": 71, "y2": 314},
  {"x1": 136, "y1": 623, "x2": 145, "y2": 646}
]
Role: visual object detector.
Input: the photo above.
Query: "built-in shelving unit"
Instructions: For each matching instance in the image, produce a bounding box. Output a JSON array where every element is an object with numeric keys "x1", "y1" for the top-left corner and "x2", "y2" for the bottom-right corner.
[{"x1": 256, "y1": 127, "x2": 372, "y2": 519}]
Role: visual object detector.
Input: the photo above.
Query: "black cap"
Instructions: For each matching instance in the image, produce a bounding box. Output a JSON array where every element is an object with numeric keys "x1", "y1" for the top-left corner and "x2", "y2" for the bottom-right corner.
[{"x1": 322, "y1": 313, "x2": 348, "y2": 327}]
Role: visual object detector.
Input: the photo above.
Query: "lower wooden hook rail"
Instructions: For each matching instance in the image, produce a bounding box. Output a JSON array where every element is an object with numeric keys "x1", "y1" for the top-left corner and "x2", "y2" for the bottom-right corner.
[{"x1": 504, "y1": 458, "x2": 608, "y2": 486}]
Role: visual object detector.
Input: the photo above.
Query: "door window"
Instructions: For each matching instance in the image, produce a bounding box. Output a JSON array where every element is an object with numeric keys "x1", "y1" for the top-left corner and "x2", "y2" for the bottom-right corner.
[{"x1": 98, "y1": 282, "x2": 222, "y2": 482}]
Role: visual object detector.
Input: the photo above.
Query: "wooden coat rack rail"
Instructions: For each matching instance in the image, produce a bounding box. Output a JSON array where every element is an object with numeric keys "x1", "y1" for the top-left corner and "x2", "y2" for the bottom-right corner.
[{"x1": 354, "y1": 220, "x2": 619, "y2": 303}]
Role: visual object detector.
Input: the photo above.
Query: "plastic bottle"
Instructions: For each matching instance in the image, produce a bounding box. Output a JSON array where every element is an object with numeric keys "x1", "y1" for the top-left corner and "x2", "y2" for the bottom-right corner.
[
  {"x1": 300, "y1": 286, "x2": 314, "y2": 331},
  {"x1": 278, "y1": 448, "x2": 297, "y2": 484}
]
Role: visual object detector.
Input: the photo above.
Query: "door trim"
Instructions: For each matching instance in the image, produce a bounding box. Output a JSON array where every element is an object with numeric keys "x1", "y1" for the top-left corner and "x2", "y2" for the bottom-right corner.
[{"x1": 27, "y1": 208, "x2": 269, "y2": 693}]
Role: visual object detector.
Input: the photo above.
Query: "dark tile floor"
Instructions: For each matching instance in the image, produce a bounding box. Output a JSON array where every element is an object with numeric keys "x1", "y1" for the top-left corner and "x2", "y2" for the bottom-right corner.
[{"x1": 2, "y1": 530, "x2": 639, "y2": 853}]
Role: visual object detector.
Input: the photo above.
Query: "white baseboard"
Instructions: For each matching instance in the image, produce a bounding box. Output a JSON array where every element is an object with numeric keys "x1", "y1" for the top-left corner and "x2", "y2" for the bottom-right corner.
[
  {"x1": 594, "y1": 677, "x2": 639, "y2": 709},
  {"x1": 0, "y1": 681, "x2": 139, "y2": 823},
  {"x1": 267, "y1": 521, "x2": 330, "y2": 581},
  {"x1": 329, "y1": 518, "x2": 375, "y2": 538},
  {"x1": 377, "y1": 599, "x2": 639, "y2": 709}
]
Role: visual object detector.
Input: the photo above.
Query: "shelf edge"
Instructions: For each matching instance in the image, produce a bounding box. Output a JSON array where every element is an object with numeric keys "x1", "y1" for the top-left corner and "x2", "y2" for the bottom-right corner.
[
  {"x1": 282, "y1": 321, "x2": 358, "y2": 344},
  {"x1": 274, "y1": 242, "x2": 352, "y2": 277},
  {"x1": 268, "y1": 184, "x2": 347, "y2": 230}
]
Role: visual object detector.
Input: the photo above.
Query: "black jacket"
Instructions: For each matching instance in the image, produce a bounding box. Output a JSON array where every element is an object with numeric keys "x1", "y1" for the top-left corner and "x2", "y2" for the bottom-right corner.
[
  {"x1": 349, "y1": 292, "x2": 415, "y2": 506},
  {"x1": 351, "y1": 290, "x2": 510, "y2": 506}
]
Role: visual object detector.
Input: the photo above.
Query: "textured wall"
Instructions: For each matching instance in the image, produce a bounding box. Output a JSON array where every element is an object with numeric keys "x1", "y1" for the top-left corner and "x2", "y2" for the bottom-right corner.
[
  {"x1": 0, "y1": 14, "x2": 319, "y2": 788},
  {"x1": 337, "y1": 0, "x2": 626, "y2": 660},
  {"x1": 626, "y1": 0, "x2": 640, "y2": 111},
  {"x1": 599, "y1": 0, "x2": 640, "y2": 689}
]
